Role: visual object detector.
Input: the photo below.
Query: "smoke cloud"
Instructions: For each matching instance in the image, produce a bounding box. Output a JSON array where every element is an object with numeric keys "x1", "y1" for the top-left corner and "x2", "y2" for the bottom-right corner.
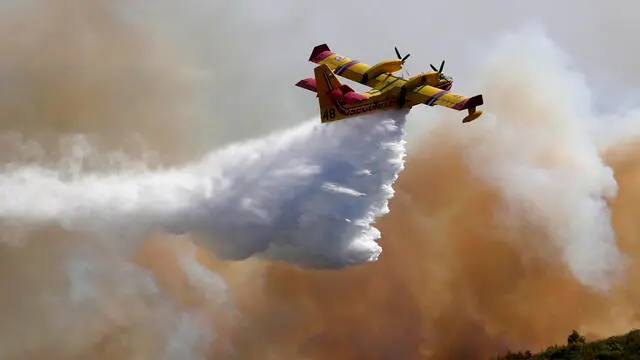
[
  {"x1": 0, "y1": 112, "x2": 406, "y2": 268},
  {"x1": 3, "y1": 0, "x2": 640, "y2": 359},
  {"x1": 213, "y1": 26, "x2": 640, "y2": 360},
  {"x1": 0, "y1": 1, "x2": 408, "y2": 358},
  {"x1": 0, "y1": 1, "x2": 222, "y2": 358}
]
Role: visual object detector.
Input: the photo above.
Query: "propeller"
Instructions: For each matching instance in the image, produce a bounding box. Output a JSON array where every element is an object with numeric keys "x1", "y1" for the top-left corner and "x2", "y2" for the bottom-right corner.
[
  {"x1": 430, "y1": 60, "x2": 445, "y2": 74},
  {"x1": 394, "y1": 46, "x2": 411, "y2": 63}
]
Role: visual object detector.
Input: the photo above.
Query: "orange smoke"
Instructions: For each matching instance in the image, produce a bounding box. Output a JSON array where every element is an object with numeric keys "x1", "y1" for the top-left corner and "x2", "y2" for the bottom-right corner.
[
  {"x1": 3, "y1": 2, "x2": 640, "y2": 359},
  {"x1": 198, "y1": 31, "x2": 640, "y2": 360},
  {"x1": 202, "y1": 132, "x2": 640, "y2": 360},
  {"x1": 0, "y1": 0, "x2": 203, "y2": 164},
  {"x1": 0, "y1": 1, "x2": 215, "y2": 358}
]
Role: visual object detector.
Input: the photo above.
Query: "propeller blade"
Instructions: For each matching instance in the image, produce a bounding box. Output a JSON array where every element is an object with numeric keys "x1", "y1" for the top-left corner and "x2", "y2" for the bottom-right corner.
[
  {"x1": 402, "y1": 53, "x2": 411, "y2": 62},
  {"x1": 394, "y1": 46, "x2": 402, "y2": 59},
  {"x1": 439, "y1": 60, "x2": 445, "y2": 73}
]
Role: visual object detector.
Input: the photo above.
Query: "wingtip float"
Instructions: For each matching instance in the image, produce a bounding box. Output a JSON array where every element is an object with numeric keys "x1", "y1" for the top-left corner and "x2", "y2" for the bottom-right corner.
[{"x1": 296, "y1": 43, "x2": 485, "y2": 124}]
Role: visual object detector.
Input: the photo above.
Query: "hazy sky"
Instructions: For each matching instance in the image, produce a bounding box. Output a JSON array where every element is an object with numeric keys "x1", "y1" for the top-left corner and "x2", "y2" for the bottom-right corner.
[
  {"x1": 4, "y1": 0, "x2": 636, "y2": 149},
  {"x1": 96, "y1": 0, "x2": 639, "y2": 149}
]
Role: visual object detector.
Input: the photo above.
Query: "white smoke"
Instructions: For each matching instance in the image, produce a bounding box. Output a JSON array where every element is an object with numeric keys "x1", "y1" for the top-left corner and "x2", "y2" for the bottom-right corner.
[
  {"x1": 183, "y1": 111, "x2": 407, "y2": 266},
  {"x1": 429, "y1": 26, "x2": 626, "y2": 292},
  {"x1": 0, "y1": 111, "x2": 407, "y2": 267},
  {"x1": 0, "y1": 110, "x2": 407, "y2": 358}
]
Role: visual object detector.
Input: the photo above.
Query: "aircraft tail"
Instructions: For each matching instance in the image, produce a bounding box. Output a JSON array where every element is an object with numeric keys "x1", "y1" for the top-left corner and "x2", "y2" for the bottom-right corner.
[
  {"x1": 295, "y1": 63, "x2": 371, "y2": 123},
  {"x1": 314, "y1": 64, "x2": 346, "y2": 122},
  {"x1": 293, "y1": 63, "x2": 342, "y2": 95},
  {"x1": 314, "y1": 63, "x2": 342, "y2": 96}
]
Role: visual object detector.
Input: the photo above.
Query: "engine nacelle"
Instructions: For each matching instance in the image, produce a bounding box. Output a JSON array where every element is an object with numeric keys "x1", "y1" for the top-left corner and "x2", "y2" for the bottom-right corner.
[
  {"x1": 404, "y1": 72, "x2": 440, "y2": 90},
  {"x1": 361, "y1": 59, "x2": 403, "y2": 83}
]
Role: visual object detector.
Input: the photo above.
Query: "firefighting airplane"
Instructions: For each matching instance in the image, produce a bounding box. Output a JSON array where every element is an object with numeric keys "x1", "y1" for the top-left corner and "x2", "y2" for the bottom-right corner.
[{"x1": 296, "y1": 44, "x2": 484, "y2": 123}]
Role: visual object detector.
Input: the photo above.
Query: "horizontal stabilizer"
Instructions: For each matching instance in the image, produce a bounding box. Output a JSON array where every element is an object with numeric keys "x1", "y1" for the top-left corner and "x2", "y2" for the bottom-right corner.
[{"x1": 296, "y1": 78, "x2": 317, "y2": 92}]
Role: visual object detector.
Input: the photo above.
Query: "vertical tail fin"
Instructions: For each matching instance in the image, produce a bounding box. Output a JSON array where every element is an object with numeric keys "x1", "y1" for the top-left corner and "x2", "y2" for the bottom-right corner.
[
  {"x1": 313, "y1": 64, "x2": 343, "y2": 122},
  {"x1": 314, "y1": 63, "x2": 342, "y2": 94}
]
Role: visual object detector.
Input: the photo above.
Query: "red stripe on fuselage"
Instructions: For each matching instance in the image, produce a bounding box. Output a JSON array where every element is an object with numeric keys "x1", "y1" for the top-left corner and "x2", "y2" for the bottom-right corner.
[{"x1": 335, "y1": 60, "x2": 359, "y2": 75}]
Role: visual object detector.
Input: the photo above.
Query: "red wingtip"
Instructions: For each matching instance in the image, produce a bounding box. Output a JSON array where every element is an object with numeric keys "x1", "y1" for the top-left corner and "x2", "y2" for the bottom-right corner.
[
  {"x1": 468, "y1": 94, "x2": 484, "y2": 107},
  {"x1": 295, "y1": 78, "x2": 317, "y2": 92},
  {"x1": 309, "y1": 43, "x2": 332, "y2": 62},
  {"x1": 453, "y1": 94, "x2": 484, "y2": 110}
]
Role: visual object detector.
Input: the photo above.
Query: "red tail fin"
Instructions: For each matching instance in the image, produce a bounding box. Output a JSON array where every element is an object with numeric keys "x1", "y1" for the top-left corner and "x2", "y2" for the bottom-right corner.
[{"x1": 312, "y1": 64, "x2": 342, "y2": 122}]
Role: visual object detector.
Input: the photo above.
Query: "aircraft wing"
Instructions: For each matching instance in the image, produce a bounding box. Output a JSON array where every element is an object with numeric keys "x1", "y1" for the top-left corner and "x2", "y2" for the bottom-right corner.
[
  {"x1": 308, "y1": 44, "x2": 402, "y2": 90},
  {"x1": 408, "y1": 85, "x2": 484, "y2": 122}
]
